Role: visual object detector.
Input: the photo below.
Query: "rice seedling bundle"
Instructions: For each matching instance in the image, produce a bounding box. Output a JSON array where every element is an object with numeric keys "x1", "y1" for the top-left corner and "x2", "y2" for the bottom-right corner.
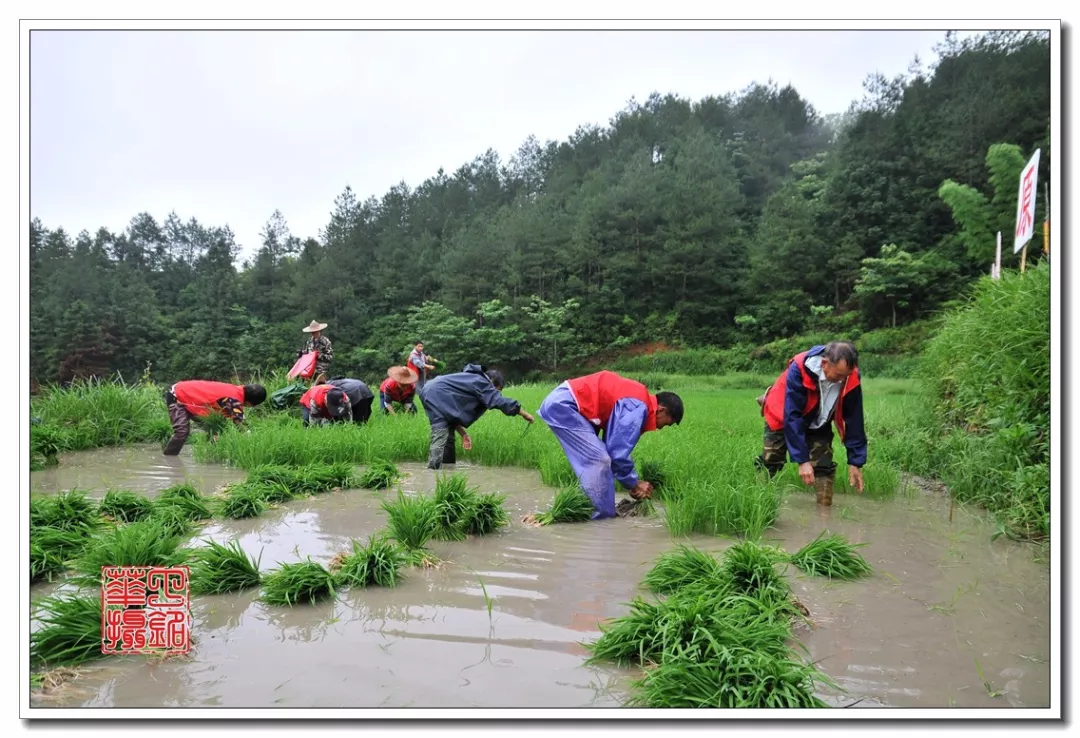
[
  {"x1": 626, "y1": 645, "x2": 834, "y2": 708},
  {"x1": 30, "y1": 594, "x2": 105, "y2": 669},
  {"x1": 31, "y1": 490, "x2": 100, "y2": 534},
  {"x1": 463, "y1": 492, "x2": 510, "y2": 536},
  {"x1": 260, "y1": 560, "x2": 337, "y2": 606},
  {"x1": 71, "y1": 519, "x2": 188, "y2": 585},
  {"x1": 638, "y1": 460, "x2": 668, "y2": 491},
  {"x1": 189, "y1": 539, "x2": 263, "y2": 595},
  {"x1": 380, "y1": 490, "x2": 439, "y2": 553},
  {"x1": 432, "y1": 473, "x2": 481, "y2": 541},
  {"x1": 246, "y1": 462, "x2": 356, "y2": 495},
  {"x1": 153, "y1": 494, "x2": 213, "y2": 522},
  {"x1": 788, "y1": 531, "x2": 873, "y2": 580},
  {"x1": 354, "y1": 459, "x2": 402, "y2": 490},
  {"x1": 30, "y1": 527, "x2": 88, "y2": 583},
  {"x1": 148, "y1": 504, "x2": 195, "y2": 539},
  {"x1": 333, "y1": 535, "x2": 407, "y2": 589},
  {"x1": 533, "y1": 486, "x2": 594, "y2": 525},
  {"x1": 157, "y1": 483, "x2": 203, "y2": 504},
  {"x1": 721, "y1": 540, "x2": 791, "y2": 602},
  {"x1": 99, "y1": 490, "x2": 155, "y2": 523},
  {"x1": 219, "y1": 484, "x2": 268, "y2": 519},
  {"x1": 642, "y1": 544, "x2": 727, "y2": 596}
]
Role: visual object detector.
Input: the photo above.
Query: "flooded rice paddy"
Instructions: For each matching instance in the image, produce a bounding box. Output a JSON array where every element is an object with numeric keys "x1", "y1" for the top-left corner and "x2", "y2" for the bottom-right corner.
[{"x1": 29, "y1": 445, "x2": 1050, "y2": 709}]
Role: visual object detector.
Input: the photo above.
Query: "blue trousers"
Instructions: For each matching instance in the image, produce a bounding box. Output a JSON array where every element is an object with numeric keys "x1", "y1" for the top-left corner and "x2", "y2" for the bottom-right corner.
[{"x1": 538, "y1": 383, "x2": 616, "y2": 520}]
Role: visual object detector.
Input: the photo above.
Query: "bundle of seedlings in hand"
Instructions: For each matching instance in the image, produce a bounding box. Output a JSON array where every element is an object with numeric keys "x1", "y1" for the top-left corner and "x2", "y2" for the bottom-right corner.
[
  {"x1": 30, "y1": 594, "x2": 107, "y2": 669},
  {"x1": 71, "y1": 519, "x2": 188, "y2": 586},
  {"x1": 260, "y1": 559, "x2": 337, "y2": 606},
  {"x1": 638, "y1": 460, "x2": 668, "y2": 491},
  {"x1": 333, "y1": 534, "x2": 408, "y2": 589},
  {"x1": 626, "y1": 644, "x2": 835, "y2": 709},
  {"x1": 586, "y1": 587, "x2": 793, "y2": 668},
  {"x1": 380, "y1": 490, "x2": 440, "y2": 565},
  {"x1": 721, "y1": 540, "x2": 791, "y2": 603},
  {"x1": 432, "y1": 473, "x2": 481, "y2": 541},
  {"x1": 531, "y1": 486, "x2": 594, "y2": 525},
  {"x1": 219, "y1": 483, "x2": 269, "y2": 519},
  {"x1": 788, "y1": 530, "x2": 873, "y2": 580},
  {"x1": 642, "y1": 544, "x2": 728, "y2": 596},
  {"x1": 189, "y1": 539, "x2": 263, "y2": 595},
  {"x1": 99, "y1": 490, "x2": 155, "y2": 523},
  {"x1": 463, "y1": 491, "x2": 511, "y2": 536},
  {"x1": 354, "y1": 459, "x2": 402, "y2": 491}
]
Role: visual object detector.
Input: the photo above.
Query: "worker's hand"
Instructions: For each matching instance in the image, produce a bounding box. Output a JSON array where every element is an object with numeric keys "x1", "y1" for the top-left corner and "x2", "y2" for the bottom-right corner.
[
  {"x1": 461, "y1": 433, "x2": 472, "y2": 451},
  {"x1": 849, "y1": 465, "x2": 865, "y2": 494},
  {"x1": 798, "y1": 462, "x2": 815, "y2": 486},
  {"x1": 520, "y1": 411, "x2": 535, "y2": 424},
  {"x1": 630, "y1": 481, "x2": 654, "y2": 500}
]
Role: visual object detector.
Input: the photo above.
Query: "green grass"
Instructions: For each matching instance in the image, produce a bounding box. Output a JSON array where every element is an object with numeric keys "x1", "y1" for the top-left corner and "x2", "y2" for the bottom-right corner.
[
  {"x1": 153, "y1": 494, "x2": 213, "y2": 522},
  {"x1": 157, "y1": 483, "x2": 203, "y2": 504},
  {"x1": 30, "y1": 490, "x2": 100, "y2": 533},
  {"x1": 333, "y1": 535, "x2": 408, "y2": 588},
  {"x1": 29, "y1": 377, "x2": 172, "y2": 451},
  {"x1": 431, "y1": 473, "x2": 481, "y2": 541},
  {"x1": 245, "y1": 462, "x2": 356, "y2": 495},
  {"x1": 260, "y1": 560, "x2": 337, "y2": 606},
  {"x1": 31, "y1": 527, "x2": 90, "y2": 583},
  {"x1": 99, "y1": 490, "x2": 156, "y2": 523},
  {"x1": 219, "y1": 484, "x2": 269, "y2": 519},
  {"x1": 464, "y1": 491, "x2": 511, "y2": 536},
  {"x1": 30, "y1": 594, "x2": 105, "y2": 669},
  {"x1": 787, "y1": 531, "x2": 873, "y2": 580},
  {"x1": 189, "y1": 539, "x2": 263, "y2": 595},
  {"x1": 722, "y1": 540, "x2": 791, "y2": 602}
]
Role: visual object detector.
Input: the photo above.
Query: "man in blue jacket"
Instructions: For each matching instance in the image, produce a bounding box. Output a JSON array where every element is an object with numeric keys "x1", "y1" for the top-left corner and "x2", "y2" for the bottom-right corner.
[{"x1": 419, "y1": 363, "x2": 534, "y2": 469}]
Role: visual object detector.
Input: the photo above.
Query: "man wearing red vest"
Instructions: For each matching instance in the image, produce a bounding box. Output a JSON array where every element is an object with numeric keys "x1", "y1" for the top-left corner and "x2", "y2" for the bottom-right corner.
[
  {"x1": 756, "y1": 341, "x2": 867, "y2": 506},
  {"x1": 535, "y1": 371, "x2": 683, "y2": 520},
  {"x1": 299, "y1": 384, "x2": 351, "y2": 426},
  {"x1": 162, "y1": 380, "x2": 267, "y2": 455}
]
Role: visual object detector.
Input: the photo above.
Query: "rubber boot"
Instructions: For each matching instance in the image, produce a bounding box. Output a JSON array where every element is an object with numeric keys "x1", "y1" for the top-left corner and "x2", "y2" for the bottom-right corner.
[
  {"x1": 162, "y1": 437, "x2": 186, "y2": 456},
  {"x1": 814, "y1": 476, "x2": 834, "y2": 507}
]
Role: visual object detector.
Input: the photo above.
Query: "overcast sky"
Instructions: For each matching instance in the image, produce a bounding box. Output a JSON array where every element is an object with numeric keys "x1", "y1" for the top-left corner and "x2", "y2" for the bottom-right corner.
[{"x1": 31, "y1": 29, "x2": 967, "y2": 260}]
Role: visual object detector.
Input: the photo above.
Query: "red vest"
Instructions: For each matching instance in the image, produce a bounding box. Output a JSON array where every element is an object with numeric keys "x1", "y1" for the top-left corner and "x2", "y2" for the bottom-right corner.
[
  {"x1": 567, "y1": 371, "x2": 658, "y2": 433},
  {"x1": 763, "y1": 351, "x2": 861, "y2": 439},
  {"x1": 380, "y1": 378, "x2": 415, "y2": 403},
  {"x1": 173, "y1": 381, "x2": 245, "y2": 418},
  {"x1": 300, "y1": 384, "x2": 334, "y2": 414}
]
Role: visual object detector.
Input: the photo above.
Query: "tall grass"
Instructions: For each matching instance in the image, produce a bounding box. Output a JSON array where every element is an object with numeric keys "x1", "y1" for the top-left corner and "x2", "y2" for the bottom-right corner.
[
  {"x1": 30, "y1": 377, "x2": 172, "y2": 451},
  {"x1": 917, "y1": 262, "x2": 1050, "y2": 541}
]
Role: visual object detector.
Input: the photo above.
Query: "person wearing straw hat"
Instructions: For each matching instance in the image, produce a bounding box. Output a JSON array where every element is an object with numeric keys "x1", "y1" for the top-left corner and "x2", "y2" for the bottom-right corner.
[
  {"x1": 298, "y1": 320, "x2": 334, "y2": 384},
  {"x1": 299, "y1": 383, "x2": 351, "y2": 427},
  {"x1": 380, "y1": 366, "x2": 419, "y2": 415}
]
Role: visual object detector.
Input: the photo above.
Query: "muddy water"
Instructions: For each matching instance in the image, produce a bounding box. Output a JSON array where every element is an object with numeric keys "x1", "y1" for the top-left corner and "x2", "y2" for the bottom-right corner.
[{"x1": 29, "y1": 452, "x2": 1050, "y2": 710}]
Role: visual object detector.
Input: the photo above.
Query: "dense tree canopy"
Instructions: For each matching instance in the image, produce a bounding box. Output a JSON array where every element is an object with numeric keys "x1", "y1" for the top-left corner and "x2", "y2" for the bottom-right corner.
[{"x1": 29, "y1": 31, "x2": 1051, "y2": 385}]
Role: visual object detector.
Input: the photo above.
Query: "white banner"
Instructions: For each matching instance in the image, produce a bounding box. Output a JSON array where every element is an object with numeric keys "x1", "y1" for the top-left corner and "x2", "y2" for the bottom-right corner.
[{"x1": 1014, "y1": 149, "x2": 1041, "y2": 253}]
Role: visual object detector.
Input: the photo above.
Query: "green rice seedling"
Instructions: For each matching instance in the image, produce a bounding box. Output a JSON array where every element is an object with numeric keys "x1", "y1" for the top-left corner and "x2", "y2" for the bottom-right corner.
[
  {"x1": 722, "y1": 540, "x2": 791, "y2": 602},
  {"x1": 532, "y1": 486, "x2": 594, "y2": 525},
  {"x1": 334, "y1": 535, "x2": 408, "y2": 589},
  {"x1": 71, "y1": 519, "x2": 187, "y2": 585},
  {"x1": 638, "y1": 460, "x2": 668, "y2": 491},
  {"x1": 258, "y1": 480, "x2": 299, "y2": 504},
  {"x1": 157, "y1": 483, "x2": 203, "y2": 504},
  {"x1": 463, "y1": 492, "x2": 511, "y2": 536},
  {"x1": 30, "y1": 527, "x2": 89, "y2": 583},
  {"x1": 788, "y1": 531, "x2": 873, "y2": 580},
  {"x1": 432, "y1": 473, "x2": 480, "y2": 541},
  {"x1": 197, "y1": 412, "x2": 231, "y2": 437},
  {"x1": 355, "y1": 459, "x2": 402, "y2": 490},
  {"x1": 260, "y1": 559, "x2": 337, "y2": 606},
  {"x1": 626, "y1": 645, "x2": 834, "y2": 708},
  {"x1": 219, "y1": 484, "x2": 268, "y2": 519},
  {"x1": 30, "y1": 377, "x2": 172, "y2": 450},
  {"x1": 33, "y1": 490, "x2": 100, "y2": 534},
  {"x1": 148, "y1": 504, "x2": 196, "y2": 539},
  {"x1": 99, "y1": 490, "x2": 156, "y2": 523},
  {"x1": 246, "y1": 462, "x2": 356, "y2": 495},
  {"x1": 642, "y1": 544, "x2": 727, "y2": 596},
  {"x1": 30, "y1": 594, "x2": 104, "y2": 669},
  {"x1": 586, "y1": 588, "x2": 793, "y2": 667},
  {"x1": 189, "y1": 539, "x2": 263, "y2": 595},
  {"x1": 153, "y1": 493, "x2": 213, "y2": 522},
  {"x1": 381, "y1": 490, "x2": 440, "y2": 553},
  {"x1": 30, "y1": 422, "x2": 68, "y2": 468}
]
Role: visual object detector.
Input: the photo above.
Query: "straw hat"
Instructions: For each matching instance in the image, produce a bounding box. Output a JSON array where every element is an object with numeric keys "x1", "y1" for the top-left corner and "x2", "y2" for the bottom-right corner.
[
  {"x1": 387, "y1": 366, "x2": 418, "y2": 384},
  {"x1": 302, "y1": 320, "x2": 328, "y2": 333}
]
